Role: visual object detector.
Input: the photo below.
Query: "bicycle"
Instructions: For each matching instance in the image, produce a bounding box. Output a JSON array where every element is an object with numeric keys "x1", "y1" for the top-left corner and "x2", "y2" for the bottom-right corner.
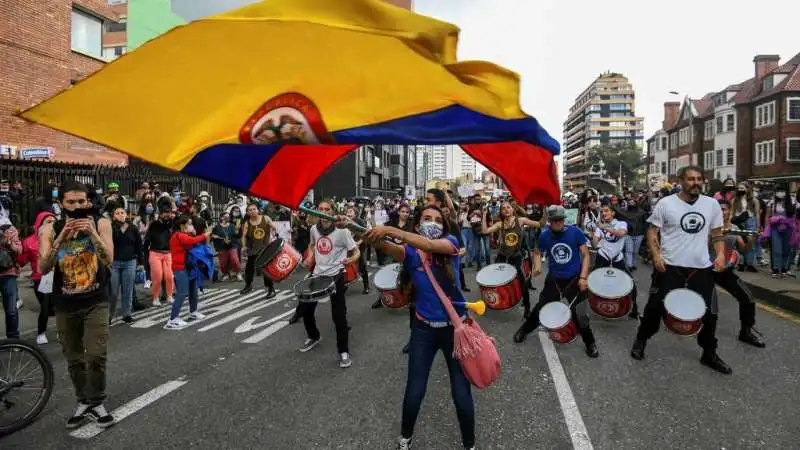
[{"x1": 0, "y1": 339, "x2": 55, "y2": 436}]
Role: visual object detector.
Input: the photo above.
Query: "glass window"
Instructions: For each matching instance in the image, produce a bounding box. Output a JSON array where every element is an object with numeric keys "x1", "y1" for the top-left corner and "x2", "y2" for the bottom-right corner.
[
  {"x1": 71, "y1": 9, "x2": 103, "y2": 58},
  {"x1": 726, "y1": 114, "x2": 734, "y2": 132},
  {"x1": 726, "y1": 148, "x2": 734, "y2": 166}
]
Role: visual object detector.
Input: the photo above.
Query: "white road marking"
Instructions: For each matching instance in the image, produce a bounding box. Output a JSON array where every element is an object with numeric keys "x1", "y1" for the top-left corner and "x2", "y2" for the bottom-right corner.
[
  {"x1": 129, "y1": 289, "x2": 268, "y2": 329},
  {"x1": 69, "y1": 378, "x2": 189, "y2": 439},
  {"x1": 112, "y1": 289, "x2": 237, "y2": 326},
  {"x1": 197, "y1": 291, "x2": 295, "y2": 332},
  {"x1": 537, "y1": 332, "x2": 594, "y2": 450},
  {"x1": 241, "y1": 319, "x2": 291, "y2": 344}
]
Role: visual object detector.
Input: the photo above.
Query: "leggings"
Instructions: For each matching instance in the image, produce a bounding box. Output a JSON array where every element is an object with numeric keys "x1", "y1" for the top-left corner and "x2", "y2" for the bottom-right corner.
[
  {"x1": 32, "y1": 280, "x2": 53, "y2": 335},
  {"x1": 149, "y1": 251, "x2": 174, "y2": 299}
]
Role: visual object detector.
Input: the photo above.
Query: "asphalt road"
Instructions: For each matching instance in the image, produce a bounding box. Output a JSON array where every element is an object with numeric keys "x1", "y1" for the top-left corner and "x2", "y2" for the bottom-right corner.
[{"x1": 2, "y1": 262, "x2": 799, "y2": 450}]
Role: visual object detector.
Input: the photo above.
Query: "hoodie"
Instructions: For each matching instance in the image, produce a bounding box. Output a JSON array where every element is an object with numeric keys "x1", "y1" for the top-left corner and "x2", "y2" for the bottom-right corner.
[
  {"x1": 0, "y1": 219, "x2": 23, "y2": 277},
  {"x1": 17, "y1": 211, "x2": 54, "y2": 280}
]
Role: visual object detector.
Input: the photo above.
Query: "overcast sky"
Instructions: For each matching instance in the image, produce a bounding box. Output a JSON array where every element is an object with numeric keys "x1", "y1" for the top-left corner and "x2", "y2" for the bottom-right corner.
[{"x1": 172, "y1": 0, "x2": 800, "y2": 146}]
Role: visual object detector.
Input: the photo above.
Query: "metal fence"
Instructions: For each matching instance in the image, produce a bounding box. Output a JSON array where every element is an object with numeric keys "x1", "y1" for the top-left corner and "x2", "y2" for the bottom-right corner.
[{"x1": 1, "y1": 158, "x2": 235, "y2": 233}]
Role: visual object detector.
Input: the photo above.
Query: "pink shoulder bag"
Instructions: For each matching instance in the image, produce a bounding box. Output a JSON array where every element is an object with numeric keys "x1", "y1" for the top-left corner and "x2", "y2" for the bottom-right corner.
[{"x1": 416, "y1": 249, "x2": 501, "y2": 389}]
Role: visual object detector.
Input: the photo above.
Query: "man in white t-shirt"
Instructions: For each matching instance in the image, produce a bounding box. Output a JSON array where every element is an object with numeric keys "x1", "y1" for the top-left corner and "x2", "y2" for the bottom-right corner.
[
  {"x1": 298, "y1": 200, "x2": 360, "y2": 369},
  {"x1": 631, "y1": 165, "x2": 731, "y2": 374},
  {"x1": 590, "y1": 203, "x2": 639, "y2": 318}
]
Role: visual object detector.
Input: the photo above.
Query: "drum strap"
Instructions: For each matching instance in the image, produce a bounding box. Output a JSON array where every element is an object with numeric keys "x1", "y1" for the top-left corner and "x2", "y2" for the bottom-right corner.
[
  {"x1": 669, "y1": 266, "x2": 698, "y2": 287},
  {"x1": 551, "y1": 276, "x2": 579, "y2": 306}
]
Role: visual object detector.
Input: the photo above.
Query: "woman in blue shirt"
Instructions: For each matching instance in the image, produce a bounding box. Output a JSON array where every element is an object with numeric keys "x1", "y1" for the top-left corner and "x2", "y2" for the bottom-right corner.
[{"x1": 365, "y1": 205, "x2": 475, "y2": 450}]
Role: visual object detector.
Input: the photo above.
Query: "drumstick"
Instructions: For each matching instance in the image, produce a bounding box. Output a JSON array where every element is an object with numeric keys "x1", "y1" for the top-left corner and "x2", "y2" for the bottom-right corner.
[{"x1": 300, "y1": 206, "x2": 394, "y2": 243}]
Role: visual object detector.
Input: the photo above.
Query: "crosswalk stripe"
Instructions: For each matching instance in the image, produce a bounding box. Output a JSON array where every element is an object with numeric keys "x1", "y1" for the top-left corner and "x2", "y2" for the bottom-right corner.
[
  {"x1": 239, "y1": 310, "x2": 295, "y2": 344},
  {"x1": 129, "y1": 289, "x2": 270, "y2": 329},
  {"x1": 178, "y1": 290, "x2": 294, "y2": 330},
  {"x1": 111, "y1": 289, "x2": 240, "y2": 326},
  {"x1": 197, "y1": 290, "x2": 296, "y2": 332}
]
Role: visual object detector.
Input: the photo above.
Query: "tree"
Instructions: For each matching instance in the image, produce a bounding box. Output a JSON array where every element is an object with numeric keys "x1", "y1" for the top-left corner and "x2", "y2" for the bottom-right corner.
[{"x1": 585, "y1": 142, "x2": 646, "y2": 188}]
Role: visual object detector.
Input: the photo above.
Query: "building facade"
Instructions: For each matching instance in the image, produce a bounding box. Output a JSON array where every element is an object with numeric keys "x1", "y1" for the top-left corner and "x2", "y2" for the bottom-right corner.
[
  {"x1": 102, "y1": 0, "x2": 185, "y2": 60},
  {"x1": 562, "y1": 72, "x2": 645, "y2": 190}
]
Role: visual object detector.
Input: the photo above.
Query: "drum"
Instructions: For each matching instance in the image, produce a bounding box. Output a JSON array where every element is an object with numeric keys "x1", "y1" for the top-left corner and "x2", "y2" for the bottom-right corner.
[
  {"x1": 373, "y1": 263, "x2": 408, "y2": 308},
  {"x1": 292, "y1": 275, "x2": 337, "y2": 302},
  {"x1": 539, "y1": 302, "x2": 578, "y2": 344},
  {"x1": 260, "y1": 238, "x2": 302, "y2": 282},
  {"x1": 587, "y1": 267, "x2": 634, "y2": 319},
  {"x1": 343, "y1": 261, "x2": 359, "y2": 285},
  {"x1": 476, "y1": 263, "x2": 521, "y2": 310},
  {"x1": 663, "y1": 288, "x2": 706, "y2": 336}
]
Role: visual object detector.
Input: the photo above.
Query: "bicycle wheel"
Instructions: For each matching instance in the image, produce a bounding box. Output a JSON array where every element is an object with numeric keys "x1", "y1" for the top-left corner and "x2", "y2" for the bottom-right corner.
[{"x1": 0, "y1": 339, "x2": 55, "y2": 436}]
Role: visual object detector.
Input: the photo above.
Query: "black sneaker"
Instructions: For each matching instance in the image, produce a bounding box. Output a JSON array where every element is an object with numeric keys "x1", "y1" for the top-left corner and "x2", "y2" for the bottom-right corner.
[
  {"x1": 122, "y1": 316, "x2": 135, "y2": 325},
  {"x1": 630, "y1": 339, "x2": 646, "y2": 360},
  {"x1": 240, "y1": 286, "x2": 253, "y2": 295},
  {"x1": 738, "y1": 327, "x2": 765, "y2": 348},
  {"x1": 371, "y1": 298, "x2": 383, "y2": 309},
  {"x1": 66, "y1": 402, "x2": 91, "y2": 429},
  {"x1": 264, "y1": 288, "x2": 276, "y2": 299},
  {"x1": 87, "y1": 404, "x2": 115, "y2": 428},
  {"x1": 700, "y1": 352, "x2": 733, "y2": 375},
  {"x1": 513, "y1": 328, "x2": 527, "y2": 343},
  {"x1": 585, "y1": 342, "x2": 599, "y2": 358},
  {"x1": 402, "y1": 342, "x2": 410, "y2": 354}
]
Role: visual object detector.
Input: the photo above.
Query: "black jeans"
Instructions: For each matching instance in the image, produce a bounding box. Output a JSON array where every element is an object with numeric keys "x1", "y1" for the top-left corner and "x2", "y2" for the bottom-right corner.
[
  {"x1": 495, "y1": 253, "x2": 530, "y2": 311},
  {"x1": 357, "y1": 244, "x2": 370, "y2": 291},
  {"x1": 636, "y1": 266, "x2": 718, "y2": 351},
  {"x1": 298, "y1": 274, "x2": 349, "y2": 353},
  {"x1": 32, "y1": 280, "x2": 53, "y2": 335},
  {"x1": 244, "y1": 253, "x2": 274, "y2": 290},
  {"x1": 519, "y1": 274, "x2": 594, "y2": 344},
  {"x1": 593, "y1": 253, "x2": 638, "y2": 311},
  {"x1": 713, "y1": 269, "x2": 756, "y2": 328}
]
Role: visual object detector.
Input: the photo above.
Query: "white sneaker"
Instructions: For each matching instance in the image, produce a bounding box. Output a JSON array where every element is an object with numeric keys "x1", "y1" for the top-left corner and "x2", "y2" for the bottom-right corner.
[
  {"x1": 236, "y1": 274, "x2": 244, "y2": 282},
  {"x1": 152, "y1": 298, "x2": 162, "y2": 307},
  {"x1": 299, "y1": 338, "x2": 321, "y2": 352},
  {"x1": 163, "y1": 317, "x2": 189, "y2": 330},
  {"x1": 166, "y1": 296, "x2": 175, "y2": 305},
  {"x1": 220, "y1": 274, "x2": 230, "y2": 281},
  {"x1": 16, "y1": 299, "x2": 23, "y2": 309},
  {"x1": 36, "y1": 334, "x2": 48, "y2": 345},
  {"x1": 143, "y1": 280, "x2": 152, "y2": 289},
  {"x1": 187, "y1": 311, "x2": 206, "y2": 321},
  {"x1": 397, "y1": 436, "x2": 413, "y2": 450},
  {"x1": 339, "y1": 352, "x2": 352, "y2": 368}
]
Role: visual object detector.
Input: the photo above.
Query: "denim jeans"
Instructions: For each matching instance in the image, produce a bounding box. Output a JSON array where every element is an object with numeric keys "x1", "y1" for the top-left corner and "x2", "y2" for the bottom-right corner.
[
  {"x1": 469, "y1": 232, "x2": 491, "y2": 266},
  {"x1": 0, "y1": 276, "x2": 19, "y2": 338},
  {"x1": 743, "y1": 216, "x2": 758, "y2": 266},
  {"x1": 401, "y1": 319, "x2": 475, "y2": 448},
  {"x1": 624, "y1": 235, "x2": 644, "y2": 268},
  {"x1": 110, "y1": 259, "x2": 137, "y2": 318},
  {"x1": 460, "y1": 229, "x2": 473, "y2": 264},
  {"x1": 770, "y1": 227, "x2": 793, "y2": 272},
  {"x1": 171, "y1": 270, "x2": 198, "y2": 320}
]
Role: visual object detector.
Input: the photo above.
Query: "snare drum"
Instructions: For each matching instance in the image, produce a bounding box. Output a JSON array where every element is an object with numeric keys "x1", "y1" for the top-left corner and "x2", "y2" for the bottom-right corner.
[
  {"x1": 587, "y1": 267, "x2": 634, "y2": 319},
  {"x1": 373, "y1": 263, "x2": 408, "y2": 308},
  {"x1": 260, "y1": 239, "x2": 302, "y2": 282},
  {"x1": 539, "y1": 302, "x2": 578, "y2": 344},
  {"x1": 476, "y1": 263, "x2": 521, "y2": 310},
  {"x1": 292, "y1": 275, "x2": 337, "y2": 302},
  {"x1": 343, "y1": 261, "x2": 359, "y2": 285},
  {"x1": 663, "y1": 288, "x2": 706, "y2": 336}
]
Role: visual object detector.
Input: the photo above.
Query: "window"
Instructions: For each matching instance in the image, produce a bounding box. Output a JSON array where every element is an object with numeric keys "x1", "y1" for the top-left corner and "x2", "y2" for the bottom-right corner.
[
  {"x1": 716, "y1": 116, "x2": 724, "y2": 134},
  {"x1": 649, "y1": 163, "x2": 656, "y2": 173},
  {"x1": 71, "y1": 9, "x2": 103, "y2": 58},
  {"x1": 726, "y1": 114, "x2": 735, "y2": 132},
  {"x1": 788, "y1": 98, "x2": 800, "y2": 122},
  {"x1": 678, "y1": 127, "x2": 689, "y2": 146},
  {"x1": 661, "y1": 137, "x2": 667, "y2": 150},
  {"x1": 704, "y1": 151, "x2": 715, "y2": 169},
  {"x1": 660, "y1": 161, "x2": 667, "y2": 174},
  {"x1": 755, "y1": 101, "x2": 776, "y2": 128},
  {"x1": 726, "y1": 148, "x2": 734, "y2": 166},
  {"x1": 754, "y1": 140, "x2": 775, "y2": 165},
  {"x1": 670, "y1": 133, "x2": 677, "y2": 149},
  {"x1": 105, "y1": 21, "x2": 126, "y2": 33},
  {"x1": 704, "y1": 120, "x2": 713, "y2": 140},
  {"x1": 715, "y1": 149, "x2": 723, "y2": 167},
  {"x1": 787, "y1": 138, "x2": 800, "y2": 162},
  {"x1": 669, "y1": 158, "x2": 677, "y2": 175}
]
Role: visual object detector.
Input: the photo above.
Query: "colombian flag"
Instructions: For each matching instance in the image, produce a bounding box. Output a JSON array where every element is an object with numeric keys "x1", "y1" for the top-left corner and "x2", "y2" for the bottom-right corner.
[{"x1": 20, "y1": 0, "x2": 560, "y2": 206}]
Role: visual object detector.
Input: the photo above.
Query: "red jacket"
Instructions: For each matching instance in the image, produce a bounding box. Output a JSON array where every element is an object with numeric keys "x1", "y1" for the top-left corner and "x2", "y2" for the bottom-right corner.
[
  {"x1": 169, "y1": 232, "x2": 207, "y2": 271},
  {"x1": 16, "y1": 211, "x2": 55, "y2": 280}
]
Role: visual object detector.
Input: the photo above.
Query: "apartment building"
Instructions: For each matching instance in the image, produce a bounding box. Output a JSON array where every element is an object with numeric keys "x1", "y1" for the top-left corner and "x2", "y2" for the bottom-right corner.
[{"x1": 563, "y1": 72, "x2": 645, "y2": 190}]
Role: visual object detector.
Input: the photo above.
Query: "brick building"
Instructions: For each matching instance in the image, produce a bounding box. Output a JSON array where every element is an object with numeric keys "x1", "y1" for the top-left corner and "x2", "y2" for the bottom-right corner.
[
  {"x1": 647, "y1": 52, "x2": 800, "y2": 191},
  {"x1": 0, "y1": 0, "x2": 128, "y2": 165}
]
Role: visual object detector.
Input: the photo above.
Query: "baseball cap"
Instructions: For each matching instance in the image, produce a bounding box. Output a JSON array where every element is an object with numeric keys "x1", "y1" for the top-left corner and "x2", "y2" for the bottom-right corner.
[
  {"x1": 108, "y1": 182, "x2": 120, "y2": 189},
  {"x1": 546, "y1": 205, "x2": 566, "y2": 219}
]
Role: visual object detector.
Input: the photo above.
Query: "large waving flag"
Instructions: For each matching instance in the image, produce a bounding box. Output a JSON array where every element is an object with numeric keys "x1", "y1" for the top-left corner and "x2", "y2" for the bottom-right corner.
[{"x1": 20, "y1": 0, "x2": 560, "y2": 206}]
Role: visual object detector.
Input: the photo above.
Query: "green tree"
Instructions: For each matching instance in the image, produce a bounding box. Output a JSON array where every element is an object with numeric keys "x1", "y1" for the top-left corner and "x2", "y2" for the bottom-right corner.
[{"x1": 585, "y1": 142, "x2": 645, "y2": 187}]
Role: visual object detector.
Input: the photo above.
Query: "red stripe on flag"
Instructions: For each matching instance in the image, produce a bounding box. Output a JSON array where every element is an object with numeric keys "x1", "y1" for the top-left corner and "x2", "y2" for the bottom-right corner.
[
  {"x1": 461, "y1": 142, "x2": 560, "y2": 205},
  {"x1": 249, "y1": 144, "x2": 359, "y2": 207}
]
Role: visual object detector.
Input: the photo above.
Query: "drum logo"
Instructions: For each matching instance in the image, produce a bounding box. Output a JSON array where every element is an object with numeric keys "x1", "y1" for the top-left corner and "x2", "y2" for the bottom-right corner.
[
  {"x1": 275, "y1": 254, "x2": 292, "y2": 273},
  {"x1": 239, "y1": 92, "x2": 335, "y2": 145},
  {"x1": 605, "y1": 269, "x2": 615, "y2": 277},
  {"x1": 253, "y1": 228, "x2": 266, "y2": 240},
  {"x1": 680, "y1": 212, "x2": 706, "y2": 234},
  {"x1": 483, "y1": 290, "x2": 500, "y2": 306},
  {"x1": 598, "y1": 300, "x2": 619, "y2": 316},
  {"x1": 316, "y1": 236, "x2": 333, "y2": 255},
  {"x1": 382, "y1": 293, "x2": 395, "y2": 306},
  {"x1": 550, "y1": 331, "x2": 562, "y2": 342},
  {"x1": 551, "y1": 243, "x2": 572, "y2": 264},
  {"x1": 504, "y1": 232, "x2": 519, "y2": 247}
]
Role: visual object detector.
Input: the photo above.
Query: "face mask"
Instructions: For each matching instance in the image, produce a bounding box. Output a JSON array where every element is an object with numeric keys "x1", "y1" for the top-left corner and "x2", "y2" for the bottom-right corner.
[
  {"x1": 52, "y1": 190, "x2": 58, "y2": 199},
  {"x1": 145, "y1": 206, "x2": 154, "y2": 214},
  {"x1": 419, "y1": 221, "x2": 443, "y2": 240},
  {"x1": 723, "y1": 185, "x2": 735, "y2": 192},
  {"x1": 64, "y1": 208, "x2": 89, "y2": 220},
  {"x1": 776, "y1": 191, "x2": 786, "y2": 199},
  {"x1": 736, "y1": 190, "x2": 746, "y2": 195},
  {"x1": 232, "y1": 212, "x2": 240, "y2": 218}
]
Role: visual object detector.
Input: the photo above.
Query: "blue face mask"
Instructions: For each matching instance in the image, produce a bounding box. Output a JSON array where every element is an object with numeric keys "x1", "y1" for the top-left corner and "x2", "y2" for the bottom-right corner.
[
  {"x1": 419, "y1": 221, "x2": 443, "y2": 240},
  {"x1": 52, "y1": 190, "x2": 58, "y2": 199},
  {"x1": 145, "y1": 206, "x2": 154, "y2": 214}
]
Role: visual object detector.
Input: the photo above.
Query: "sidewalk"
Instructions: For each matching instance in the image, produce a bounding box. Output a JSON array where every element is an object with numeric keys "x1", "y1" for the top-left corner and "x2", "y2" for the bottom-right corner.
[{"x1": 738, "y1": 269, "x2": 800, "y2": 314}]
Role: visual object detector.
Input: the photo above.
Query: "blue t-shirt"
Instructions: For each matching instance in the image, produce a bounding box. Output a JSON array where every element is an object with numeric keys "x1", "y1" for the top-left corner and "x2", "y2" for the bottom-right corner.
[
  {"x1": 403, "y1": 235, "x2": 465, "y2": 322},
  {"x1": 538, "y1": 225, "x2": 588, "y2": 279}
]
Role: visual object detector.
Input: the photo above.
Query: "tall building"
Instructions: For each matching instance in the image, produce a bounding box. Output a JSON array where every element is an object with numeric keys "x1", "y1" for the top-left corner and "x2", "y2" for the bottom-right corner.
[
  {"x1": 419, "y1": 145, "x2": 476, "y2": 180},
  {"x1": 102, "y1": 0, "x2": 185, "y2": 60},
  {"x1": 562, "y1": 73, "x2": 645, "y2": 190}
]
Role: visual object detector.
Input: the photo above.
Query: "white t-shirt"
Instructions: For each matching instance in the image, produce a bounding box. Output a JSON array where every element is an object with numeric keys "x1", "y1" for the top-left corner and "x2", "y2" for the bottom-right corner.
[
  {"x1": 593, "y1": 219, "x2": 628, "y2": 262},
  {"x1": 647, "y1": 194, "x2": 723, "y2": 269},
  {"x1": 310, "y1": 225, "x2": 357, "y2": 276}
]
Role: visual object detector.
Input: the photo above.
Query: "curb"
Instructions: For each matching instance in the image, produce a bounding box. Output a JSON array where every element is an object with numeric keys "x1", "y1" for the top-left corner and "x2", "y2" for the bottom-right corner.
[{"x1": 741, "y1": 280, "x2": 800, "y2": 315}]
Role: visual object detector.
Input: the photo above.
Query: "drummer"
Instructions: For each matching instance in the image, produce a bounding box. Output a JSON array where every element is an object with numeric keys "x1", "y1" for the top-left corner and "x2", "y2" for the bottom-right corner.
[
  {"x1": 240, "y1": 203, "x2": 277, "y2": 299},
  {"x1": 630, "y1": 165, "x2": 732, "y2": 374},
  {"x1": 713, "y1": 200, "x2": 765, "y2": 348},
  {"x1": 480, "y1": 202, "x2": 541, "y2": 318},
  {"x1": 299, "y1": 200, "x2": 360, "y2": 369},
  {"x1": 590, "y1": 203, "x2": 639, "y2": 318},
  {"x1": 512, "y1": 205, "x2": 598, "y2": 358}
]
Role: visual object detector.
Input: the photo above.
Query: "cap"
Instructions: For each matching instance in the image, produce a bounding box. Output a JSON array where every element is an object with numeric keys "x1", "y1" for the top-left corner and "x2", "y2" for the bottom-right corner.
[
  {"x1": 546, "y1": 205, "x2": 566, "y2": 219},
  {"x1": 108, "y1": 182, "x2": 120, "y2": 189}
]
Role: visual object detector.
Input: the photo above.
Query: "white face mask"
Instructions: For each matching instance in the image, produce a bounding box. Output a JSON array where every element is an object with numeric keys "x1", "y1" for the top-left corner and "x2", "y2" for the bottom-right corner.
[
  {"x1": 776, "y1": 191, "x2": 786, "y2": 199},
  {"x1": 419, "y1": 221, "x2": 443, "y2": 240}
]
